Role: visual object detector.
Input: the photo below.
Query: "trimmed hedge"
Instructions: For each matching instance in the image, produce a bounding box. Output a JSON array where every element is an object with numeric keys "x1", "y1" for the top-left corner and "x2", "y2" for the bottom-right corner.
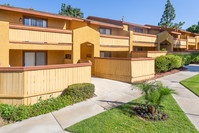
[
  {"x1": 65, "y1": 83, "x2": 95, "y2": 101},
  {"x1": 156, "y1": 53, "x2": 199, "y2": 73},
  {"x1": 155, "y1": 55, "x2": 182, "y2": 72},
  {"x1": 0, "y1": 83, "x2": 95, "y2": 121},
  {"x1": 155, "y1": 56, "x2": 170, "y2": 72}
]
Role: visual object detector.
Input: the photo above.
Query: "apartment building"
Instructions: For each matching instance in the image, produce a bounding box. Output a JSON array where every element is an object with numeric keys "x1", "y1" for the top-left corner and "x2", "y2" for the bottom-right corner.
[
  {"x1": 87, "y1": 16, "x2": 199, "y2": 52},
  {"x1": 0, "y1": 5, "x2": 198, "y2": 68}
]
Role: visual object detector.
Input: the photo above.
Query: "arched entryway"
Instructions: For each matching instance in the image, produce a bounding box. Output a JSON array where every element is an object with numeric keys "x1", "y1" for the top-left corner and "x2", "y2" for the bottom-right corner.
[
  {"x1": 80, "y1": 42, "x2": 95, "y2": 74},
  {"x1": 80, "y1": 43, "x2": 94, "y2": 61},
  {"x1": 160, "y1": 40, "x2": 172, "y2": 51},
  {"x1": 157, "y1": 31, "x2": 174, "y2": 51}
]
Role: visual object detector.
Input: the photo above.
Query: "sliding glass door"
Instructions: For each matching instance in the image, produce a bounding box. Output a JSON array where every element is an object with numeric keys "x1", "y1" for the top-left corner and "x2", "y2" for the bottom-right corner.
[{"x1": 24, "y1": 52, "x2": 47, "y2": 66}]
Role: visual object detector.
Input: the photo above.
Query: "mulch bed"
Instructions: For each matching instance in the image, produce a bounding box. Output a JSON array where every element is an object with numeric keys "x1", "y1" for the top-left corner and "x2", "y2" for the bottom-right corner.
[
  {"x1": 133, "y1": 106, "x2": 168, "y2": 122},
  {"x1": 153, "y1": 67, "x2": 188, "y2": 80},
  {"x1": 136, "y1": 67, "x2": 188, "y2": 83}
]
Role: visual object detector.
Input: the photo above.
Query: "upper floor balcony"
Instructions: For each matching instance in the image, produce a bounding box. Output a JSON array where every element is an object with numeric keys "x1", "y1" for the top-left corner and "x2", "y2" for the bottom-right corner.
[
  {"x1": 9, "y1": 25, "x2": 73, "y2": 47},
  {"x1": 100, "y1": 34, "x2": 129, "y2": 47},
  {"x1": 173, "y1": 39, "x2": 187, "y2": 48},
  {"x1": 188, "y1": 37, "x2": 196, "y2": 45},
  {"x1": 133, "y1": 32, "x2": 157, "y2": 47}
]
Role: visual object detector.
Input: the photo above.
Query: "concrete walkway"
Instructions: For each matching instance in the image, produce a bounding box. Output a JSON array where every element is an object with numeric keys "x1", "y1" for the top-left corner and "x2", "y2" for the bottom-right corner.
[
  {"x1": 157, "y1": 64, "x2": 199, "y2": 131},
  {"x1": 0, "y1": 77, "x2": 142, "y2": 133}
]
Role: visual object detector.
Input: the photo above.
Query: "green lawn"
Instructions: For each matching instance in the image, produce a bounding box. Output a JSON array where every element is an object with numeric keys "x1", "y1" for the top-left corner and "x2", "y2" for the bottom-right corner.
[
  {"x1": 181, "y1": 74, "x2": 199, "y2": 96},
  {"x1": 66, "y1": 95, "x2": 198, "y2": 133}
]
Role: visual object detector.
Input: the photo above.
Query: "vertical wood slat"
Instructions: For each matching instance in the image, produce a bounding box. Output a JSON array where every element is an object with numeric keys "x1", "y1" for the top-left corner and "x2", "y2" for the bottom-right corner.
[
  {"x1": 0, "y1": 64, "x2": 91, "y2": 105},
  {"x1": 9, "y1": 28, "x2": 72, "y2": 44},
  {"x1": 94, "y1": 58, "x2": 155, "y2": 83},
  {"x1": 100, "y1": 36, "x2": 129, "y2": 46}
]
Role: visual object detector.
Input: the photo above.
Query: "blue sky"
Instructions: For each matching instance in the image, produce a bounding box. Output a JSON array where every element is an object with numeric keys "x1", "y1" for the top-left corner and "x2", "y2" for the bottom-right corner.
[{"x1": 0, "y1": 0, "x2": 198, "y2": 29}]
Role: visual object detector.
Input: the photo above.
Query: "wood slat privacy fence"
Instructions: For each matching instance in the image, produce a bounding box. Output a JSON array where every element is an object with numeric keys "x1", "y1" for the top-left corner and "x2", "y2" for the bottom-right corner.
[
  {"x1": 132, "y1": 51, "x2": 167, "y2": 58},
  {"x1": 94, "y1": 57, "x2": 155, "y2": 83},
  {"x1": 0, "y1": 63, "x2": 91, "y2": 105}
]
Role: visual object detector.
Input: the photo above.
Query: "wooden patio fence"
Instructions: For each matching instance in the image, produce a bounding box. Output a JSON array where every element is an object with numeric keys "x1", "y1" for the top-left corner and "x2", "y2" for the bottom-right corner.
[
  {"x1": 0, "y1": 62, "x2": 91, "y2": 105},
  {"x1": 94, "y1": 57, "x2": 155, "y2": 83}
]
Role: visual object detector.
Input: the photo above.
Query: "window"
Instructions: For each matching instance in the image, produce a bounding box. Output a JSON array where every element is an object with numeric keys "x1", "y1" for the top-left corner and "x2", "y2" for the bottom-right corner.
[
  {"x1": 65, "y1": 54, "x2": 71, "y2": 59},
  {"x1": 24, "y1": 52, "x2": 47, "y2": 66},
  {"x1": 134, "y1": 28, "x2": 143, "y2": 33},
  {"x1": 135, "y1": 47, "x2": 143, "y2": 51},
  {"x1": 100, "y1": 52, "x2": 112, "y2": 57},
  {"x1": 99, "y1": 28, "x2": 111, "y2": 35},
  {"x1": 24, "y1": 17, "x2": 47, "y2": 27}
]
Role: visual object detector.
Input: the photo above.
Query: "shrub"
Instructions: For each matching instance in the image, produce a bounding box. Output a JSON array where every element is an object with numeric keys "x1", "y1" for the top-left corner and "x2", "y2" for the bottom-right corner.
[
  {"x1": 161, "y1": 48, "x2": 167, "y2": 51},
  {"x1": 183, "y1": 55, "x2": 192, "y2": 65},
  {"x1": 155, "y1": 55, "x2": 183, "y2": 72},
  {"x1": 0, "y1": 83, "x2": 95, "y2": 121},
  {"x1": 192, "y1": 56, "x2": 199, "y2": 63},
  {"x1": 166, "y1": 55, "x2": 182, "y2": 69},
  {"x1": 192, "y1": 52, "x2": 199, "y2": 55},
  {"x1": 65, "y1": 83, "x2": 95, "y2": 101},
  {"x1": 155, "y1": 56, "x2": 170, "y2": 72}
]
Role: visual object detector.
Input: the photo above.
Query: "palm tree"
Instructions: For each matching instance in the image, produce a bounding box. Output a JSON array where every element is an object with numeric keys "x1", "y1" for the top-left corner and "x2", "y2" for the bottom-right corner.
[{"x1": 136, "y1": 81, "x2": 177, "y2": 114}]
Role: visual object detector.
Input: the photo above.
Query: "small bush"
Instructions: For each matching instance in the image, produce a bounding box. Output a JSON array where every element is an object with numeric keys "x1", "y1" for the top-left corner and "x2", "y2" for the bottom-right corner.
[
  {"x1": 65, "y1": 83, "x2": 95, "y2": 101},
  {"x1": 155, "y1": 55, "x2": 183, "y2": 72},
  {"x1": 166, "y1": 55, "x2": 182, "y2": 70},
  {"x1": 183, "y1": 55, "x2": 192, "y2": 65},
  {"x1": 192, "y1": 56, "x2": 199, "y2": 63},
  {"x1": 0, "y1": 83, "x2": 95, "y2": 121},
  {"x1": 155, "y1": 56, "x2": 170, "y2": 72},
  {"x1": 192, "y1": 52, "x2": 199, "y2": 55},
  {"x1": 161, "y1": 48, "x2": 167, "y2": 51}
]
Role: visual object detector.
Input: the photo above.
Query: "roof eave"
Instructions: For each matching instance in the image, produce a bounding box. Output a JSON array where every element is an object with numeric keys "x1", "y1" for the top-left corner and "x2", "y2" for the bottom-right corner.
[{"x1": 0, "y1": 5, "x2": 84, "y2": 22}]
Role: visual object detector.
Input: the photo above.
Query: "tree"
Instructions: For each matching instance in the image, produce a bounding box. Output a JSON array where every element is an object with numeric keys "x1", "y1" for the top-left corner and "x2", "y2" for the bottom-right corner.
[
  {"x1": 186, "y1": 22, "x2": 199, "y2": 34},
  {"x1": 4, "y1": 3, "x2": 10, "y2": 6},
  {"x1": 59, "y1": 3, "x2": 84, "y2": 18},
  {"x1": 171, "y1": 22, "x2": 185, "y2": 30},
  {"x1": 158, "y1": 0, "x2": 185, "y2": 30},
  {"x1": 73, "y1": 8, "x2": 84, "y2": 18},
  {"x1": 136, "y1": 81, "x2": 176, "y2": 114}
]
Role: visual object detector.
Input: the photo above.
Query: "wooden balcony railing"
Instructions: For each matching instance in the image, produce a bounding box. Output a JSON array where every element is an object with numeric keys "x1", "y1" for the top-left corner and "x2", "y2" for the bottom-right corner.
[
  {"x1": 188, "y1": 37, "x2": 196, "y2": 45},
  {"x1": 100, "y1": 34, "x2": 129, "y2": 47},
  {"x1": 133, "y1": 32, "x2": 157, "y2": 44},
  {"x1": 173, "y1": 39, "x2": 187, "y2": 47},
  {"x1": 9, "y1": 25, "x2": 73, "y2": 45}
]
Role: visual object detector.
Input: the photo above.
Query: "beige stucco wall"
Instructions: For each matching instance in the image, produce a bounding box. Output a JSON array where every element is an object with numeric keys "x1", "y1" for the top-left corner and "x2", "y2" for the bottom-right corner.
[
  {"x1": 0, "y1": 10, "x2": 69, "y2": 30},
  {"x1": 48, "y1": 51, "x2": 65, "y2": 65},
  {"x1": 72, "y1": 26, "x2": 100, "y2": 63},
  {"x1": 0, "y1": 21, "x2": 9, "y2": 67}
]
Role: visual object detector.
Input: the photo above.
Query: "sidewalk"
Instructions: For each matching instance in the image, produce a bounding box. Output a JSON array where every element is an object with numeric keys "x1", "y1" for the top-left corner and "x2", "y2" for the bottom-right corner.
[
  {"x1": 0, "y1": 77, "x2": 142, "y2": 133},
  {"x1": 157, "y1": 64, "x2": 199, "y2": 131}
]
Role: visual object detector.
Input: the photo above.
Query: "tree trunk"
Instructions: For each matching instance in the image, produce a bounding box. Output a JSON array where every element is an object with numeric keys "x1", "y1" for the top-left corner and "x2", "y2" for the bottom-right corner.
[{"x1": 147, "y1": 105, "x2": 156, "y2": 114}]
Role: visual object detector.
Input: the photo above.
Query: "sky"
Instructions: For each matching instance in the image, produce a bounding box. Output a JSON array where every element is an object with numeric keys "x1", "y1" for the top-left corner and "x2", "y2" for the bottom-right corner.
[{"x1": 0, "y1": 0, "x2": 198, "y2": 30}]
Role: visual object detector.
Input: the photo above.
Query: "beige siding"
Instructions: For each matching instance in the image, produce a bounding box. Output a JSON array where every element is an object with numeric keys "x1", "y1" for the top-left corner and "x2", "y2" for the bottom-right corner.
[
  {"x1": 132, "y1": 52, "x2": 147, "y2": 58},
  {"x1": 132, "y1": 51, "x2": 167, "y2": 58},
  {"x1": 188, "y1": 38, "x2": 196, "y2": 43},
  {"x1": 94, "y1": 58, "x2": 131, "y2": 82},
  {"x1": 0, "y1": 64, "x2": 91, "y2": 105},
  {"x1": 188, "y1": 37, "x2": 196, "y2": 46},
  {"x1": 131, "y1": 60, "x2": 155, "y2": 82},
  {"x1": 173, "y1": 39, "x2": 187, "y2": 47},
  {"x1": 9, "y1": 27, "x2": 72, "y2": 44},
  {"x1": 94, "y1": 58, "x2": 155, "y2": 83},
  {"x1": 100, "y1": 36, "x2": 129, "y2": 46},
  {"x1": 133, "y1": 34, "x2": 157, "y2": 43}
]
